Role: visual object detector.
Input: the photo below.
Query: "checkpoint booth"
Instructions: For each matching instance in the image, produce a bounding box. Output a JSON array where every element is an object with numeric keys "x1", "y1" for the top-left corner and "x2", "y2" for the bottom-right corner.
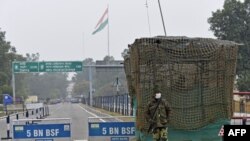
[
  {"x1": 88, "y1": 116, "x2": 136, "y2": 141},
  {"x1": 12, "y1": 118, "x2": 71, "y2": 141}
]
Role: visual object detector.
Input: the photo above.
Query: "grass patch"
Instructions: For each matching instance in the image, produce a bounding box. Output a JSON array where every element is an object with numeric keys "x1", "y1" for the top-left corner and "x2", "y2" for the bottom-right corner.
[{"x1": 0, "y1": 111, "x2": 6, "y2": 117}]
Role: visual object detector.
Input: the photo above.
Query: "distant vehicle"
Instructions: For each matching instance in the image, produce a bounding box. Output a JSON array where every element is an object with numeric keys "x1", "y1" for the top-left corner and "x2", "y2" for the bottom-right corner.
[
  {"x1": 49, "y1": 99, "x2": 61, "y2": 105},
  {"x1": 70, "y1": 98, "x2": 79, "y2": 103}
]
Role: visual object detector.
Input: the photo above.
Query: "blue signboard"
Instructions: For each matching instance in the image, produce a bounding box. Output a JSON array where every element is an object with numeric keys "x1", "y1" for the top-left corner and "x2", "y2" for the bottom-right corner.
[
  {"x1": 3, "y1": 94, "x2": 13, "y2": 106},
  {"x1": 13, "y1": 124, "x2": 71, "y2": 139},
  {"x1": 89, "y1": 122, "x2": 135, "y2": 136}
]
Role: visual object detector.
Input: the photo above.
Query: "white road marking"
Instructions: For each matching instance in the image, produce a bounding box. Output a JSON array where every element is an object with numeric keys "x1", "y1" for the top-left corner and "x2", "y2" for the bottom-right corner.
[{"x1": 77, "y1": 104, "x2": 106, "y2": 122}]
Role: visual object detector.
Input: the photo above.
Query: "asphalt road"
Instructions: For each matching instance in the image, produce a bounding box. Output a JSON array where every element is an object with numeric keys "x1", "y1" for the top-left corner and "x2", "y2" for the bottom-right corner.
[
  {"x1": 47, "y1": 103, "x2": 92, "y2": 141},
  {"x1": 0, "y1": 102, "x2": 133, "y2": 141},
  {"x1": 0, "y1": 103, "x2": 92, "y2": 141},
  {"x1": 44, "y1": 103, "x2": 128, "y2": 140}
]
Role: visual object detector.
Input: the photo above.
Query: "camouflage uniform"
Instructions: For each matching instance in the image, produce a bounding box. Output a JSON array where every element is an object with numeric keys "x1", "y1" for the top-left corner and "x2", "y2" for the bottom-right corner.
[{"x1": 145, "y1": 97, "x2": 171, "y2": 141}]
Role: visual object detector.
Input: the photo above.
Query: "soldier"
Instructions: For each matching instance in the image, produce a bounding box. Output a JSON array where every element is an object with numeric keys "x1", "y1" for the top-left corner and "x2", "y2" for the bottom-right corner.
[{"x1": 145, "y1": 89, "x2": 171, "y2": 141}]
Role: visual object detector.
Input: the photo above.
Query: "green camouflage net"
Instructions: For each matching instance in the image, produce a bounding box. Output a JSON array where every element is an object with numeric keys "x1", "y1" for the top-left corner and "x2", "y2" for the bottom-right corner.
[{"x1": 123, "y1": 36, "x2": 238, "y2": 132}]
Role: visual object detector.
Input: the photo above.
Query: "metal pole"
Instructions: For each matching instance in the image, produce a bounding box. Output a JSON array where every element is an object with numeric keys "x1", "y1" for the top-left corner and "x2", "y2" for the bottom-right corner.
[
  {"x1": 89, "y1": 66, "x2": 93, "y2": 106},
  {"x1": 107, "y1": 5, "x2": 110, "y2": 56},
  {"x1": 83, "y1": 32, "x2": 85, "y2": 58},
  {"x1": 12, "y1": 62, "x2": 16, "y2": 105},
  {"x1": 157, "y1": 0, "x2": 167, "y2": 36}
]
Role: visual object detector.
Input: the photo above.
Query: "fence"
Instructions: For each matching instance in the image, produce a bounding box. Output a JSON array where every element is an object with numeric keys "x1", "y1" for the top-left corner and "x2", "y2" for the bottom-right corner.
[
  {"x1": 124, "y1": 36, "x2": 239, "y2": 131},
  {"x1": 83, "y1": 93, "x2": 133, "y2": 116}
]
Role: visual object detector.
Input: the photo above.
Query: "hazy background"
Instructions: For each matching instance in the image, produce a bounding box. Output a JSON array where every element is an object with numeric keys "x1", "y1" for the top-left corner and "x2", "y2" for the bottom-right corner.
[{"x1": 0, "y1": 0, "x2": 226, "y2": 61}]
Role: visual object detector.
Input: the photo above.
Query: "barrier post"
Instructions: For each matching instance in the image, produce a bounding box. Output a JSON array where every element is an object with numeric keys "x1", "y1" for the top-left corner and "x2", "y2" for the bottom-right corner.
[
  {"x1": 16, "y1": 113, "x2": 19, "y2": 120},
  {"x1": 6, "y1": 115, "x2": 10, "y2": 139}
]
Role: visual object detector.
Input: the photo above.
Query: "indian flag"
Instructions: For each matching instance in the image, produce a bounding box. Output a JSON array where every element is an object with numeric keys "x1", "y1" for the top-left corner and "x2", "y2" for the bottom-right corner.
[{"x1": 92, "y1": 7, "x2": 108, "y2": 35}]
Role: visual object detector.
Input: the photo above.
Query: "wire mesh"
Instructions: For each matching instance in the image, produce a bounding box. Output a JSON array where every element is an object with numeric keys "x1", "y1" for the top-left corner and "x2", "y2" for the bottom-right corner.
[{"x1": 123, "y1": 36, "x2": 239, "y2": 131}]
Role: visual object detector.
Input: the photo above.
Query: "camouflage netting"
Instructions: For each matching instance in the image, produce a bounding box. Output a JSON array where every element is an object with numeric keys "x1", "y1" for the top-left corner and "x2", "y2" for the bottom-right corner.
[{"x1": 123, "y1": 36, "x2": 239, "y2": 131}]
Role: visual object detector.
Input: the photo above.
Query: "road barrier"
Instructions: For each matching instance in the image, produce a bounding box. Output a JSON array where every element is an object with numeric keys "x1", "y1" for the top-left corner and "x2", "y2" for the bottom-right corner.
[
  {"x1": 12, "y1": 118, "x2": 71, "y2": 141},
  {"x1": 88, "y1": 116, "x2": 136, "y2": 141},
  {"x1": 1, "y1": 106, "x2": 49, "y2": 140}
]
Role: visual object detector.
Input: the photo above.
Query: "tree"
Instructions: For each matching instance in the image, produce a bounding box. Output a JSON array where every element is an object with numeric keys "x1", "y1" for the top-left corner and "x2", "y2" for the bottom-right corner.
[
  {"x1": 72, "y1": 58, "x2": 95, "y2": 97},
  {"x1": 0, "y1": 29, "x2": 24, "y2": 98},
  {"x1": 26, "y1": 53, "x2": 40, "y2": 61},
  {"x1": 0, "y1": 29, "x2": 12, "y2": 85},
  {"x1": 72, "y1": 81, "x2": 89, "y2": 96},
  {"x1": 25, "y1": 73, "x2": 69, "y2": 99},
  {"x1": 208, "y1": 0, "x2": 250, "y2": 91},
  {"x1": 103, "y1": 55, "x2": 114, "y2": 64}
]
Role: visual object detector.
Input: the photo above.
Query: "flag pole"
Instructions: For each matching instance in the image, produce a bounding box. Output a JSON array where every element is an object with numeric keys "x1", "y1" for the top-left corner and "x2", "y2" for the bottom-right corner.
[
  {"x1": 107, "y1": 5, "x2": 110, "y2": 57},
  {"x1": 157, "y1": 0, "x2": 167, "y2": 36}
]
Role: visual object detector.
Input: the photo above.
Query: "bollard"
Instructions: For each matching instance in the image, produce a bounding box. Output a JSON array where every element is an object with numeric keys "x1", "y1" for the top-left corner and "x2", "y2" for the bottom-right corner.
[
  {"x1": 16, "y1": 113, "x2": 19, "y2": 120},
  {"x1": 47, "y1": 106, "x2": 50, "y2": 116},
  {"x1": 26, "y1": 110, "x2": 29, "y2": 118},
  {"x1": 0, "y1": 115, "x2": 12, "y2": 139},
  {"x1": 40, "y1": 108, "x2": 42, "y2": 118},
  {"x1": 6, "y1": 115, "x2": 10, "y2": 139},
  {"x1": 36, "y1": 109, "x2": 39, "y2": 119},
  {"x1": 45, "y1": 106, "x2": 47, "y2": 116},
  {"x1": 25, "y1": 110, "x2": 29, "y2": 125},
  {"x1": 42, "y1": 107, "x2": 45, "y2": 118}
]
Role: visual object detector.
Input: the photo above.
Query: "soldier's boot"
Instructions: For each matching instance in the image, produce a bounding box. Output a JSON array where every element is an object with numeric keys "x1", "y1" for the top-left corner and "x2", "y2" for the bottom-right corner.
[
  {"x1": 153, "y1": 128, "x2": 160, "y2": 141},
  {"x1": 160, "y1": 128, "x2": 168, "y2": 141}
]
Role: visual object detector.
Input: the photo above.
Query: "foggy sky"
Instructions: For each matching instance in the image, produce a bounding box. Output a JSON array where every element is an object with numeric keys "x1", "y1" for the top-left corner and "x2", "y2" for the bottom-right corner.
[{"x1": 0, "y1": 0, "x2": 226, "y2": 61}]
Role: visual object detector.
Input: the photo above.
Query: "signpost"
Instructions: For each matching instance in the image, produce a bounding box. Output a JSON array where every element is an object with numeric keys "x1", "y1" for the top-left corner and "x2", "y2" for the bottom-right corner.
[
  {"x1": 13, "y1": 61, "x2": 83, "y2": 73},
  {"x1": 13, "y1": 62, "x2": 39, "y2": 73},
  {"x1": 13, "y1": 124, "x2": 71, "y2": 139},
  {"x1": 12, "y1": 118, "x2": 72, "y2": 140},
  {"x1": 12, "y1": 61, "x2": 83, "y2": 104},
  {"x1": 88, "y1": 121, "x2": 136, "y2": 141}
]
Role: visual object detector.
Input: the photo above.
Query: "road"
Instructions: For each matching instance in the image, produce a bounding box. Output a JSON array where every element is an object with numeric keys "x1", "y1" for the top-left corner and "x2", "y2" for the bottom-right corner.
[
  {"x1": 1, "y1": 102, "x2": 123, "y2": 141},
  {"x1": 48, "y1": 103, "x2": 92, "y2": 140}
]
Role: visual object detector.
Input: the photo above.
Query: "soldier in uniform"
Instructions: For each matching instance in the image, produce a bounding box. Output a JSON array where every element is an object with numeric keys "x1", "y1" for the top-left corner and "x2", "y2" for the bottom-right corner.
[{"x1": 145, "y1": 89, "x2": 171, "y2": 141}]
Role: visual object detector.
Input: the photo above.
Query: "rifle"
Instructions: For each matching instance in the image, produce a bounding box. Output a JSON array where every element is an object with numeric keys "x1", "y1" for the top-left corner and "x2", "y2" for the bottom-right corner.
[{"x1": 147, "y1": 99, "x2": 161, "y2": 134}]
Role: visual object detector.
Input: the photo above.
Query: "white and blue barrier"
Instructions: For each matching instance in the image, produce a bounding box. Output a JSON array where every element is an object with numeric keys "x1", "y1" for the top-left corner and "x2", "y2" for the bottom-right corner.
[
  {"x1": 0, "y1": 105, "x2": 50, "y2": 140},
  {"x1": 88, "y1": 116, "x2": 136, "y2": 141},
  {"x1": 12, "y1": 118, "x2": 71, "y2": 141}
]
